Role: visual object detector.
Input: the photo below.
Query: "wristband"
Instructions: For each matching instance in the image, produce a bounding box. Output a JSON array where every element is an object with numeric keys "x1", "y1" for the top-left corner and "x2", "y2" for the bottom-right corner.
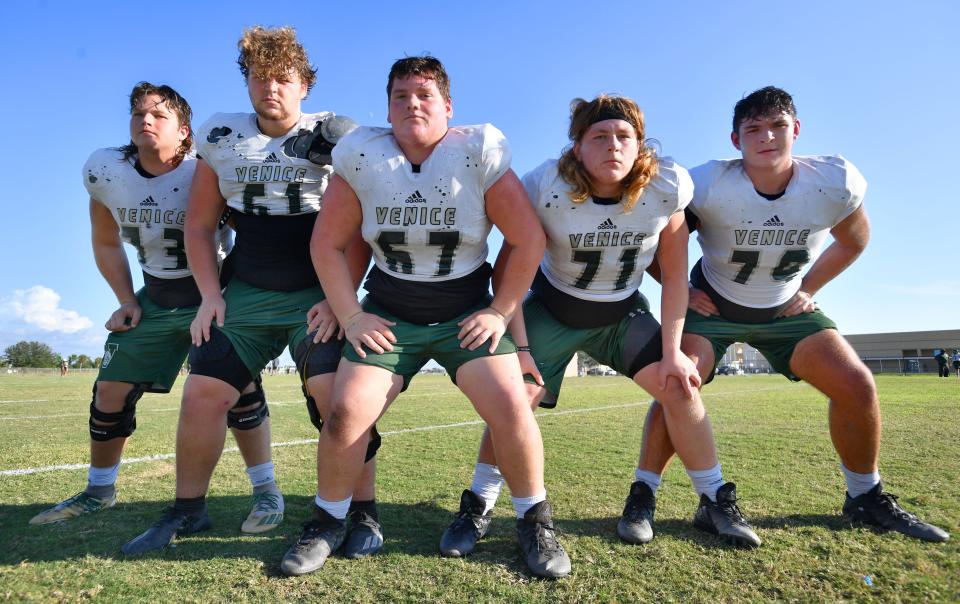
[
  {"x1": 488, "y1": 306, "x2": 507, "y2": 321},
  {"x1": 516, "y1": 346, "x2": 531, "y2": 352}
]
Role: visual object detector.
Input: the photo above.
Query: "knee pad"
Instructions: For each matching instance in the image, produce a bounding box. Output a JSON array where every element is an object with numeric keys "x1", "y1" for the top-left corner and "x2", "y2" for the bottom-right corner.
[
  {"x1": 622, "y1": 310, "x2": 664, "y2": 378},
  {"x1": 227, "y1": 377, "x2": 269, "y2": 430},
  {"x1": 366, "y1": 425, "x2": 381, "y2": 463},
  {"x1": 293, "y1": 335, "x2": 343, "y2": 381},
  {"x1": 187, "y1": 327, "x2": 253, "y2": 393},
  {"x1": 89, "y1": 382, "x2": 146, "y2": 441}
]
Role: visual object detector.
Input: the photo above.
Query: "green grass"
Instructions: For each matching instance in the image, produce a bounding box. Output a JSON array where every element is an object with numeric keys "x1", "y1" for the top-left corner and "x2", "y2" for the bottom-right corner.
[{"x1": 0, "y1": 373, "x2": 957, "y2": 602}]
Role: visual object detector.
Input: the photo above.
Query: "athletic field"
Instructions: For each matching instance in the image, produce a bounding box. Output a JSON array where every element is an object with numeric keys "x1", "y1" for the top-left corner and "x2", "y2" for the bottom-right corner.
[{"x1": 1, "y1": 373, "x2": 957, "y2": 602}]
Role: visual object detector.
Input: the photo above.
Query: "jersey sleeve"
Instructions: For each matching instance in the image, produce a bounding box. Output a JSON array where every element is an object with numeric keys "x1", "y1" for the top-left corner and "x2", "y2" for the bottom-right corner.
[
  {"x1": 192, "y1": 114, "x2": 219, "y2": 162},
  {"x1": 838, "y1": 156, "x2": 867, "y2": 222},
  {"x1": 330, "y1": 125, "x2": 366, "y2": 192},
  {"x1": 520, "y1": 160, "x2": 553, "y2": 211},
  {"x1": 479, "y1": 123, "x2": 511, "y2": 192},
  {"x1": 688, "y1": 160, "x2": 723, "y2": 210},
  {"x1": 82, "y1": 149, "x2": 112, "y2": 201},
  {"x1": 658, "y1": 158, "x2": 693, "y2": 215}
]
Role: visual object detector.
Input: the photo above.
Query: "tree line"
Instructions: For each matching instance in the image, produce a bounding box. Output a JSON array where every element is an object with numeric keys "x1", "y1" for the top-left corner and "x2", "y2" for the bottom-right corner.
[{"x1": 2, "y1": 341, "x2": 102, "y2": 369}]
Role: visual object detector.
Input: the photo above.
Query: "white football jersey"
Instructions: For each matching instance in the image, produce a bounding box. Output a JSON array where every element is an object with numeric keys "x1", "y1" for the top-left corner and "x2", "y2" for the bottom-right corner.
[
  {"x1": 83, "y1": 149, "x2": 231, "y2": 279},
  {"x1": 690, "y1": 155, "x2": 866, "y2": 307},
  {"x1": 334, "y1": 124, "x2": 510, "y2": 282},
  {"x1": 523, "y1": 158, "x2": 692, "y2": 302},
  {"x1": 195, "y1": 112, "x2": 343, "y2": 216}
]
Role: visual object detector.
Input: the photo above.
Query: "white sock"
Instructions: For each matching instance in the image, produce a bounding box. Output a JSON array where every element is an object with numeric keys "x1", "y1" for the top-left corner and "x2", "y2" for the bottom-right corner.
[
  {"x1": 511, "y1": 491, "x2": 547, "y2": 519},
  {"x1": 634, "y1": 468, "x2": 662, "y2": 494},
  {"x1": 842, "y1": 464, "x2": 880, "y2": 498},
  {"x1": 315, "y1": 493, "x2": 351, "y2": 520},
  {"x1": 245, "y1": 461, "x2": 276, "y2": 489},
  {"x1": 87, "y1": 462, "x2": 120, "y2": 487},
  {"x1": 686, "y1": 463, "x2": 724, "y2": 502},
  {"x1": 470, "y1": 463, "x2": 504, "y2": 513}
]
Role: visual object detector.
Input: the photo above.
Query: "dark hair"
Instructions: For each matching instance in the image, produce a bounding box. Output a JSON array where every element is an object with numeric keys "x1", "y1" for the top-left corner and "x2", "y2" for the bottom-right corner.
[
  {"x1": 386, "y1": 56, "x2": 450, "y2": 101},
  {"x1": 732, "y1": 86, "x2": 797, "y2": 133},
  {"x1": 237, "y1": 26, "x2": 317, "y2": 93},
  {"x1": 119, "y1": 82, "x2": 192, "y2": 164}
]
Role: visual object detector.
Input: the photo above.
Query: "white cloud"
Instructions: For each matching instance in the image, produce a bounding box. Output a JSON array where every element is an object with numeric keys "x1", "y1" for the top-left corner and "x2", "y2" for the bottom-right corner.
[
  {"x1": 1, "y1": 286, "x2": 93, "y2": 333},
  {"x1": 883, "y1": 281, "x2": 960, "y2": 297}
]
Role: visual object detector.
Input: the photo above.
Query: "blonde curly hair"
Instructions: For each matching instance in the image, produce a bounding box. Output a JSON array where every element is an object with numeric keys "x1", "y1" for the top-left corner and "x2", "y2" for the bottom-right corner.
[
  {"x1": 237, "y1": 26, "x2": 317, "y2": 92},
  {"x1": 557, "y1": 95, "x2": 658, "y2": 212}
]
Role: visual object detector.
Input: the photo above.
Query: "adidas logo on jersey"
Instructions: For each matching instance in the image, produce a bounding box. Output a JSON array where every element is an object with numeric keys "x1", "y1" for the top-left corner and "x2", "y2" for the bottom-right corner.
[
  {"x1": 140, "y1": 196, "x2": 158, "y2": 207},
  {"x1": 262, "y1": 152, "x2": 281, "y2": 163},
  {"x1": 404, "y1": 190, "x2": 426, "y2": 204},
  {"x1": 763, "y1": 214, "x2": 784, "y2": 226},
  {"x1": 597, "y1": 218, "x2": 617, "y2": 230}
]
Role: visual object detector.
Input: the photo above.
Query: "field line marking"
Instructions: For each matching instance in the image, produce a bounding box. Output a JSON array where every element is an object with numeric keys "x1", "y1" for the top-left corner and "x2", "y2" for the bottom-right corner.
[
  {"x1": 0, "y1": 399, "x2": 49, "y2": 404},
  {"x1": 0, "y1": 400, "x2": 306, "y2": 421},
  {"x1": 0, "y1": 386, "x2": 793, "y2": 477}
]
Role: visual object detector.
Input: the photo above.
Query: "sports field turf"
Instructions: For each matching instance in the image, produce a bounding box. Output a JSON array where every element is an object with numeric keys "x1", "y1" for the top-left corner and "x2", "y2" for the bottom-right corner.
[{"x1": 1, "y1": 373, "x2": 957, "y2": 602}]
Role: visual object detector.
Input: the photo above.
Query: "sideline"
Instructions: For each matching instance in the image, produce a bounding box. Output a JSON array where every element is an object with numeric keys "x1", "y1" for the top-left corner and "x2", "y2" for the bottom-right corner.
[{"x1": 0, "y1": 386, "x2": 792, "y2": 477}]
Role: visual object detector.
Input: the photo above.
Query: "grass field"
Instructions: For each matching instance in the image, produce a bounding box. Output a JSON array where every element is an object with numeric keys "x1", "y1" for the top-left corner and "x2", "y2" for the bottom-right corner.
[{"x1": 1, "y1": 372, "x2": 957, "y2": 602}]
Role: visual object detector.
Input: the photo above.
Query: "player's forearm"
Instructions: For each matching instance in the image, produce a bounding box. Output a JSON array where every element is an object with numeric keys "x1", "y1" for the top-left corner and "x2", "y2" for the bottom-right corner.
[
  {"x1": 314, "y1": 243, "x2": 364, "y2": 323},
  {"x1": 93, "y1": 242, "x2": 137, "y2": 304},
  {"x1": 492, "y1": 243, "x2": 529, "y2": 345},
  {"x1": 490, "y1": 236, "x2": 543, "y2": 321},
  {"x1": 184, "y1": 223, "x2": 222, "y2": 298},
  {"x1": 660, "y1": 271, "x2": 689, "y2": 355},
  {"x1": 799, "y1": 240, "x2": 865, "y2": 297}
]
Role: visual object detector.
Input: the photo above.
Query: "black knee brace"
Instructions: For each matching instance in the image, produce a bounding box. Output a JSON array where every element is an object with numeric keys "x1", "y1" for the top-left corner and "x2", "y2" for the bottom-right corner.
[
  {"x1": 89, "y1": 382, "x2": 146, "y2": 441},
  {"x1": 227, "y1": 377, "x2": 269, "y2": 430},
  {"x1": 303, "y1": 394, "x2": 381, "y2": 462}
]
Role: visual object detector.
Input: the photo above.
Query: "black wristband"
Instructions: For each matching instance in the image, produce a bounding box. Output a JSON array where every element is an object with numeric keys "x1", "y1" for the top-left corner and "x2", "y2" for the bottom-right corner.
[{"x1": 516, "y1": 346, "x2": 531, "y2": 352}]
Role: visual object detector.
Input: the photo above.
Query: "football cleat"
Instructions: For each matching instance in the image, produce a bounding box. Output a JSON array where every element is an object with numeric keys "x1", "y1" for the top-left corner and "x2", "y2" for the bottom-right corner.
[
  {"x1": 121, "y1": 507, "x2": 211, "y2": 555},
  {"x1": 617, "y1": 480, "x2": 656, "y2": 544},
  {"x1": 280, "y1": 506, "x2": 347, "y2": 576},
  {"x1": 843, "y1": 483, "x2": 950, "y2": 542},
  {"x1": 439, "y1": 489, "x2": 492, "y2": 557},
  {"x1": 241, "y1": 490, "x2": 284, "y2": 534},
  {"x1": 29, "y1": 491, "x2": 116, "y2": 525},
  {"x1": 341, "y1": 506, "x2": 384, "y2": 559},
  {"x1": 693, "y1": 482, "x2": 761, "y2": 548},
  {"x1": 516, "y1": 500, "x2": 571, "y2": 579}
]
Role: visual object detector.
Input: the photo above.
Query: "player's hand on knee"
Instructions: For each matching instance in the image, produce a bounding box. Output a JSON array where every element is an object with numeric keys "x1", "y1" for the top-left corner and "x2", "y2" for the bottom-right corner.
[
  {"x1": 345, "y1": 312, "x2": 396, "y2": 358},
  {"x1": 777, "y1": 289, "x2": 816, "y2": 318},
  {"x1": 307, "y1": 300, "x2": 340, "y2": 343},
  {"x1": 105, "y1": 301, "x2": 142, "y2": 332},
  {"x1": 688, "y1": 287, "x2": 718, "y2": 316},
  {"x1": 191, "y1": 294, "x2": 226, "y2": 346},
  {"x1": 658, "y1": 350, "x2": 702, "y2": 399},
  {"x1": 518, "y1": 350, "x2": 544, "y2": 386},
  {"x1": 457, "y1": 307, "x2": 507, "y2": 352}
]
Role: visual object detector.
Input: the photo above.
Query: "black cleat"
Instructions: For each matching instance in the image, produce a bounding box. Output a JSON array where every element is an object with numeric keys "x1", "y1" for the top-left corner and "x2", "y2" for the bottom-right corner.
[
  {"x1": 843, "y1": 483, "x2": 950, "y2": 542},
  {"x1": 342, "y1": 506, "x2": 384, "y2": 559},
  {"x1": 516, "y1": 500, "x2": 571, "y2": 579},
  {"x1": 280, "y1": 506, "x2": 347, "y2": 576},
  {"x1": 121, "y1": 507, "x2": 211, "y2": 555},
  {"x1": 439, "y1": 489, "x2": 492, "y2": 557},
  {"x1": 693, "y1": 482, "x2": 761, "y2": 548},
  {"x1": 617, "y1": 480, "x2": 656, "y2": 544}
]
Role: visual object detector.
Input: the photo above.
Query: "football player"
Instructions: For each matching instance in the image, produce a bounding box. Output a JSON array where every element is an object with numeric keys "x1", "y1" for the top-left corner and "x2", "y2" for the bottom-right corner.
[
  {"x1": 635, "y1": 86, "x2": 949, "y2": 543},
  {"x1": 441, "y1": 95, "x2": 759, "y2": 555},
  {"x1": 122, "y1": 28, "x2": 379, "y2": 556},
  {"x1": 281, "y1": 56, "x2": 570, "y2": 579},
  {"x1": 30, "y1": 83, "x2": 277, "y2": 531}
]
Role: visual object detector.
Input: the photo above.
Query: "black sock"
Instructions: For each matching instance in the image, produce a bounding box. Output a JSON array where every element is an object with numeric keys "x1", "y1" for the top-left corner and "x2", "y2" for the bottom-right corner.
[
  {"x1": 349, "y1": 499, "x2": 378, "y2": 519},
  {"x1": 173, "y1": 495, "x2": 206, "y2": 515}
]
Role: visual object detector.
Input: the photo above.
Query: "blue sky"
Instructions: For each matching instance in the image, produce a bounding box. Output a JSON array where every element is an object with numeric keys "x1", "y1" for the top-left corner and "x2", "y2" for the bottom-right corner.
[{"x1": 2, "y1": 0, "x2": 958, "y2": 360}]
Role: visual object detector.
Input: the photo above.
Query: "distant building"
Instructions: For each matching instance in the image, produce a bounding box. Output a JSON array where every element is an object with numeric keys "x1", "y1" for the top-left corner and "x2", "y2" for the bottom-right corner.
[{"x1": 844, "y1": 329, "x2": 960, "y2": 374}]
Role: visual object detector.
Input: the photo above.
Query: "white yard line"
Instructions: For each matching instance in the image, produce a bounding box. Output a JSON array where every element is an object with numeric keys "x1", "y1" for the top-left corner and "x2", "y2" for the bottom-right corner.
[{"x1": 0, "y1": 386, "x2": 792, "y2": 477}]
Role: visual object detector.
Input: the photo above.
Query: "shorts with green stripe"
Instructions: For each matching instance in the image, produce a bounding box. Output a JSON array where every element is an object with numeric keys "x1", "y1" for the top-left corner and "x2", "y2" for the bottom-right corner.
[
  {"x1": 522, "y1": 294, "x2": 662, "y2": 408},
  {"x1": 683, "y1": 308, "x2": 837, "y2": 381},
  {"x1": 97, "y1": 288, "x2": 194, "y2": 393},
  {"x1": 215, "y1": 278, "x2": 331, "y2": 377},
  {"x1": 342, "y1": 298, "x2": 516, "y2": 390}
]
